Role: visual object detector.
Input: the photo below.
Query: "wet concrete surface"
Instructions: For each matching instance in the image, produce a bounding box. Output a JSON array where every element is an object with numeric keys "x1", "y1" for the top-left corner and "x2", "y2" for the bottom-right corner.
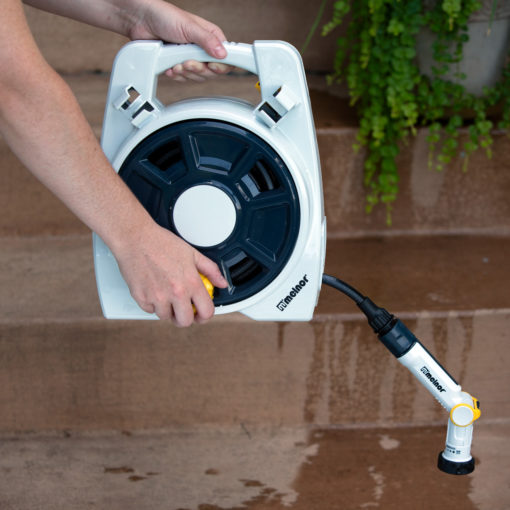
[
  {"x1": 0, "y1": 423, "x2": 508, "y2": 510},
  {"x1": 1, "y1": 310, "x2": 508, "y2": 431},
  {"x1": 319, "y1": 235, "x2": 510, "y2": 315},
  {"x1": 1, "y1": 234, "x2": 509, "y2": 431}
]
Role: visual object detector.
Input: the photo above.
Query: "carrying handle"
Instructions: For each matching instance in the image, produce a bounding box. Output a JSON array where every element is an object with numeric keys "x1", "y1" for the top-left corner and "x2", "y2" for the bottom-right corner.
[{"x1": 154, "y1": 42, "x2": 258, "y2": 76}]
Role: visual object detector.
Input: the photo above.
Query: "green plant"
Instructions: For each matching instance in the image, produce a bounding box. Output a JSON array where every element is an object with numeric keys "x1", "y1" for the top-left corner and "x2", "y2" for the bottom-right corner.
[{"x1": 318, "y1": 0, "x2": 510, "y2": 224}]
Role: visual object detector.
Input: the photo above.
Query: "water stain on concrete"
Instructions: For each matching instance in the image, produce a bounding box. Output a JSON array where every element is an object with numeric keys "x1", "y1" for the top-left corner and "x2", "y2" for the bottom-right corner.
[
  {"x1": 104, "y1": 466, "x2": 134, "y2": 474},
  {"x1": 239, "y1": 479, "x2": 264, "y2": 488},
  {"x1": 378, "y1": 434, "x2": 400, "y2": 450},
  {"x1": 304, "y1": 319, "x2": 425, "y2": 425},
  {"x1": 303, "y1": 322, "x2": 328, "y2": 423},
  {"x1": 432, "y1": 318, "x2": 449, "y2": 368},
  {"x1": 128, "y1": 475, "x2": 146, "y2": 482},
  {"x1": 302, "y1": 314, "x2": 481, "y2": 427},
  {"x1": 191, "y1": 426, "x2": 476, "y2": 510},
  {"x1": 458, "y1": 315, "x2": 474, "y2": 384}
]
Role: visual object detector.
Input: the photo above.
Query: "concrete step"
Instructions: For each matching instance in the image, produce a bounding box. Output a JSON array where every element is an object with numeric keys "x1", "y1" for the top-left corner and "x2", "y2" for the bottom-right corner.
[
  {"x1": 2, "y1": 74, "x2": 509, "y2": 237},
  {"x1": 0, "y1": 422, "x2": 509, "y2": 510},
  {"x1": 25, "y1": 1, "x2": 344, "y2": 74},
  {"x1": 3, "y1": 235, "x2": 510, "y2": 321},
  {"x1": 1, "y1": 235, "x2": 509, "y2": 431}
]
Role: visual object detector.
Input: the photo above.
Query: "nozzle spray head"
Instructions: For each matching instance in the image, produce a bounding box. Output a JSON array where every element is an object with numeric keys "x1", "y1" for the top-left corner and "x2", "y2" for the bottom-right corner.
[
  {"x1": 438, "y1": 451, "x2": 475, "y2": 475},
  {"x1": 438, "y1": 395, "x2": 481, "y2": 475}
]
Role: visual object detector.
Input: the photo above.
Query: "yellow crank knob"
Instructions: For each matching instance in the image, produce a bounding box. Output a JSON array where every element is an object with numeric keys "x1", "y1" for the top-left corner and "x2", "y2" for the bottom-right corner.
[
  {"x1": 199, "y1": 273, "x2": 215, "y2": 299},
  {"x1": 193, "y1": 274, "x2": 215, "y2": 314}
]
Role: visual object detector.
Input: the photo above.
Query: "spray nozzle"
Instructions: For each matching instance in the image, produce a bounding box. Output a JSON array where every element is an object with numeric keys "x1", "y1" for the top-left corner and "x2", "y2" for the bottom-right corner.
[{"x1": 321, "y1": 273, "x2": 480, "y2": 475}]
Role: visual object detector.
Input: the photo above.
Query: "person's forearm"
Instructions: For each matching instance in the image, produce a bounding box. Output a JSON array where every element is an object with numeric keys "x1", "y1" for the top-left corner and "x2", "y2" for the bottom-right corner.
[
  {"x1": 22, "y1": 0, "x2": 141, "y2": 37},
  {"x1": 0, "y1": 62, "x2": 151, "y2": 252},
  {"x1": 22, "y1": 0, "x2": 229, "y2": 73},
  {"x1": 3, "y1": 0, "x2": 228, "y2": 325}
]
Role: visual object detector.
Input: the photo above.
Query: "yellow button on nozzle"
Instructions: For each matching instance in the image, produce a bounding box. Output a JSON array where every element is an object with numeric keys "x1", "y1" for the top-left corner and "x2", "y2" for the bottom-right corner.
[
  {"x1": 450, "y1": 395, "x2": 481, "y2": 427},
  {"x1": 471, "y1": 396, "x2": 481, "y2": 421}
]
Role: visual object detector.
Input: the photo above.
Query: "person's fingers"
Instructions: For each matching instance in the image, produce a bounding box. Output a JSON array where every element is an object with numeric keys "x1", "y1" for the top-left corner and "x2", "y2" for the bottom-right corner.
[
  {"x1": 191, "y1": 290, "x2": 215, "y2": 322},
  {"x1": 154, "y1": 300, "x2": 173, "y2": 321},
  {"x1": 164, "y1": 70, "x2": 187, "y2": 82},
  {"x1": 167, "y1": 273, "x2": 213, "y2": 325},
  {"x1": 182, "y1": 16, "x2": 227, "y2": 59},
  {"x1": 138, "y1": 302, "x2": 155, "y2": 314},
  {"x1": 151, "y1": 284, "x2": 196, "y2": 326},
  {"x1": 182, "y1": 60, "x2": 218, "y2": 81},
  {"x1": 165, "y1": 60, "x2": 231, "y2": 82},
  {"x1": 195, "y1": 253, "x2": 228, "y2": 289},
  {"x1": 192, "y1": 254, "x2": 228, "y2": 322},
  {"x1": 184, "y1": 60, "x2": 217, "y2": 76},
  {"x1": 165, "y1": 62, "x2": 200, "y2": 81},
  {"x1": 207, "y1": 62, "x2": 231, "y2": 74},
  {"x1": 170, "y1": 302, "x2": 195, "y2": 327}
]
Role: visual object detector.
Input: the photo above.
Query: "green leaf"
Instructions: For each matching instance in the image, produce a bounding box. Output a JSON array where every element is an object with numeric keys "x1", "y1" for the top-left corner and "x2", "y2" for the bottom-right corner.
[{"x1": 318, "y1": 0, "x2": 503, "y2": 223}]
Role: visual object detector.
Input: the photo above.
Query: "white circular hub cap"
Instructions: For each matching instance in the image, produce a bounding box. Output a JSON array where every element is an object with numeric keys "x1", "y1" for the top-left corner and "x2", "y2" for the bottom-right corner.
[{"x1": 172, "y1": 184, "x2": 237, "y2": 247}]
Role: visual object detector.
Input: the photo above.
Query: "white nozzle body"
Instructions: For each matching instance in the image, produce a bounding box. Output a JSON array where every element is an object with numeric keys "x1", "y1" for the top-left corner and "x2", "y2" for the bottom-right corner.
[
  {"x1": 397, "y1": 341, "x2": 480, "y2": 470},
  {"x1": 442, "y1": 417, "x2": 474, "y2": 463}
]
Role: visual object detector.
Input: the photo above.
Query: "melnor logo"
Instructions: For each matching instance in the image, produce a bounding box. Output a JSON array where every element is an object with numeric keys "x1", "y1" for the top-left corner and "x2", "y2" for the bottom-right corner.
[
  {"x1": 276, "y1": 275, "x2": 309, "y2": 311},
  {"x1": 421, "y1": 366, "x2": 446, "y2": 393}
]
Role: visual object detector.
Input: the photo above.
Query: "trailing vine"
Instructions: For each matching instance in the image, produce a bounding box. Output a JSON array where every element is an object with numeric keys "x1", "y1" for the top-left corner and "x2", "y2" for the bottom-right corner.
[{"x1": 321, "y1": 0, "x2": 510, "y2": 224}]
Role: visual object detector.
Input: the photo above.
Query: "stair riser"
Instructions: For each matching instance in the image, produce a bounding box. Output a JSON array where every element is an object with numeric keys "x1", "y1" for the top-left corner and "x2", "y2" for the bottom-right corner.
[
  {"x1": 2, "y1": 129, "x2": 510, "y2": 237},
  {"x1": 0, "y1": 313, "x2": 506, "y2": 432},
  {"x1": 319, "y1": 128, "x2": 510, "y2": 234}
]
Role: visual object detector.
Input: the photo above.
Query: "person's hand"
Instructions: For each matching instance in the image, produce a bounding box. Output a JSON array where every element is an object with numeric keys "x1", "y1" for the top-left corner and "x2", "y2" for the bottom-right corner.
[
  {"x1": 128, "y1": 0, "x2": 232, "y2": 81},
  {"x1": 113, "y1": 221, "x2": 228, "y2": 326},
  {"x1": 165, "y1": 60, "x2": 231, "y2": 82}
]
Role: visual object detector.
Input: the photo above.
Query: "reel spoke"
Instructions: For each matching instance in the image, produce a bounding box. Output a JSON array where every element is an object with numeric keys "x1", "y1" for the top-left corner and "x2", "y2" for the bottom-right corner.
[{"x1": 138, "y1": 160, "x2": 174, "y2": 189}]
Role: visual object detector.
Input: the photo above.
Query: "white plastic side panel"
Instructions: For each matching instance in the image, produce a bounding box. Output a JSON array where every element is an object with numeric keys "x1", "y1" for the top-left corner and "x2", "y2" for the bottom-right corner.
[{"x1": 443, "y1": 419, "x2": 474, "y2": 462}]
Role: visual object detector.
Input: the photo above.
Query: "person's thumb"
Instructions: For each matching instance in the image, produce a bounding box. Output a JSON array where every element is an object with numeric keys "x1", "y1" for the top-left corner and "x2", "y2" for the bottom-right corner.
[
  {"x1": 187, "y1": 21, "x2": 227, "y2": 59},
  {"x1": 195, "y1": 252, "x2": 228, "y2": 289}
]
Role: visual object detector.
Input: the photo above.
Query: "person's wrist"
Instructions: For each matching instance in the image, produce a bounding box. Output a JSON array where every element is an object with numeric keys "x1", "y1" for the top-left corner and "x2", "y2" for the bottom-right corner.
[
  {"x1": 109, "y1": 0, "x2": 148, "y2": 39},
  {"x1": 100, "y1": 209, "x2": 154, "y2": 261}
]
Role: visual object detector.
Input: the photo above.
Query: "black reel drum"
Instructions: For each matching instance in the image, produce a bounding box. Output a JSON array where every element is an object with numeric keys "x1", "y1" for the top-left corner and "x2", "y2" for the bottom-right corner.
[{"x1": 118, "y1": 119, "x2": 301, "y2": 306}]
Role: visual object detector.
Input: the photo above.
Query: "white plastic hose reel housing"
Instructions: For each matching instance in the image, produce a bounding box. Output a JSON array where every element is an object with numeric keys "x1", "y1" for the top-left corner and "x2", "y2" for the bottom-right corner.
[{"x1": 93, "y1": 40, "x2": 326, "y2": 321}]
